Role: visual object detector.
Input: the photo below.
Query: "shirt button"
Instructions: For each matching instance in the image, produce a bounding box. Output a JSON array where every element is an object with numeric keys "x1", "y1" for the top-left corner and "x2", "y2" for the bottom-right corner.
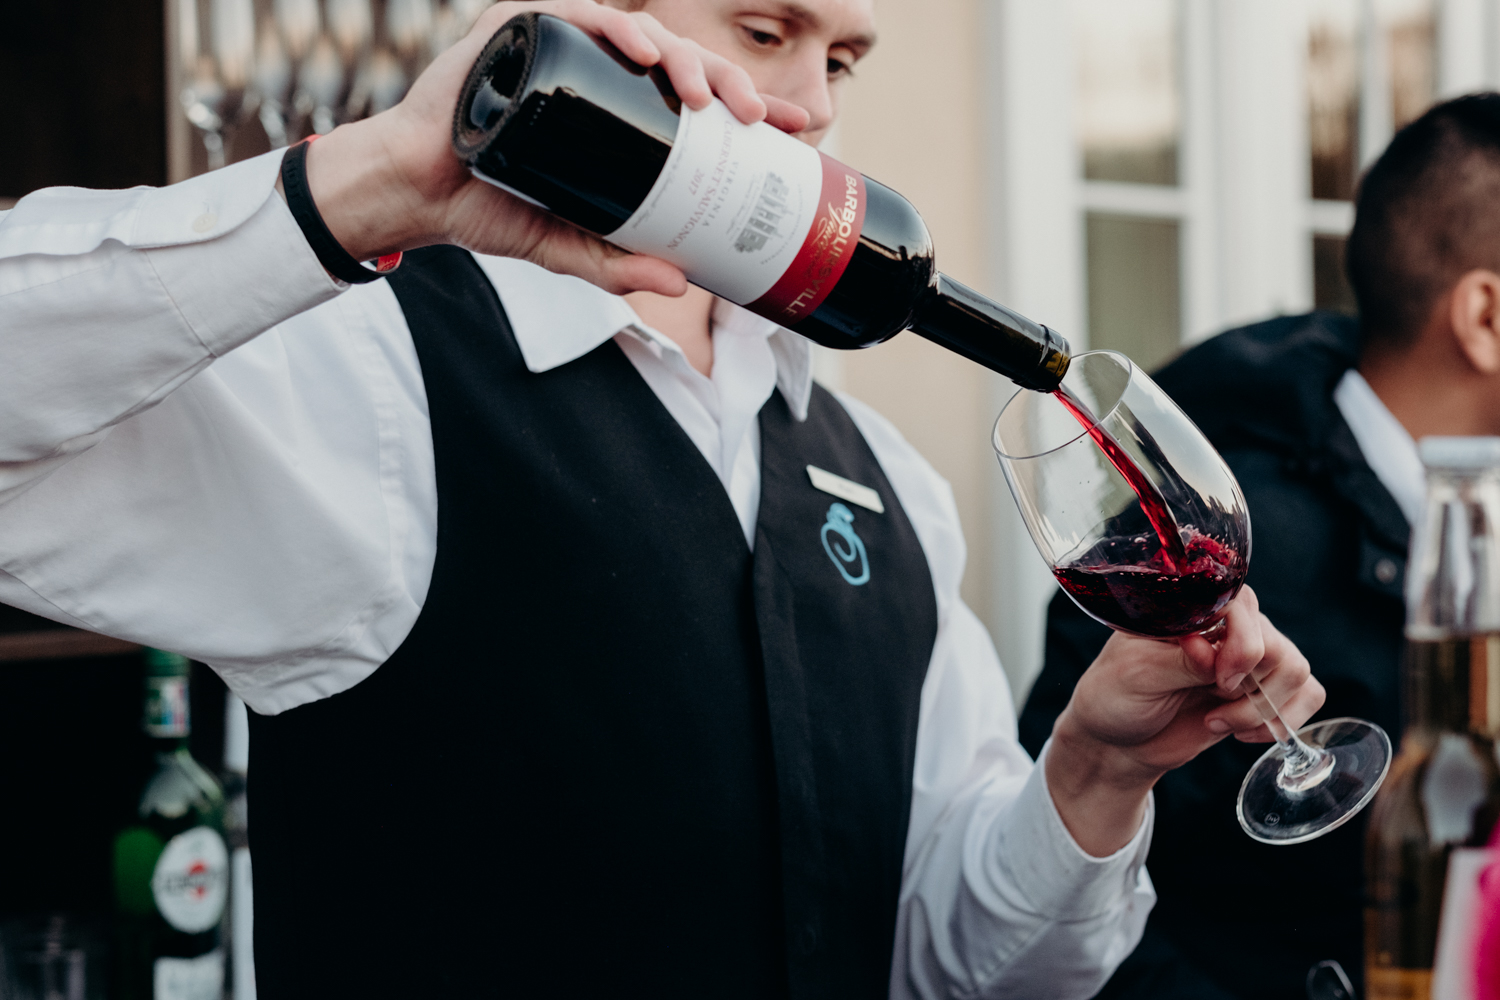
[
  {"x1": 1375, "y1": 558, "x2": 1398, "y2": 584},
  {"x1": 192, "y1": 212, "x2": 218, "y2": 233}
]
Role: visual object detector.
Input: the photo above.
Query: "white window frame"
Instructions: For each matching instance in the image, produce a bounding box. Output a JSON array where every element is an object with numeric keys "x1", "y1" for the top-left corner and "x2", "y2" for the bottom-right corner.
[{"x1": 981, "y1": 0, "x2": 1500, "y2": 701}]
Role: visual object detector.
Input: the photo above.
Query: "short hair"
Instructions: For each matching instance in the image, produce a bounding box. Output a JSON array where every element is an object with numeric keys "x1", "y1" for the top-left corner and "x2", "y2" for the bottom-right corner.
[{"x1": 1346, "y1": 93, "x2": 1500, "y2": 352}]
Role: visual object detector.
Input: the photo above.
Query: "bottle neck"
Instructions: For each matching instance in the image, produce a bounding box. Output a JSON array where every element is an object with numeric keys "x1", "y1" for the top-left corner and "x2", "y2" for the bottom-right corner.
[{"x1": 909, "y1": 273, "x2": 1071, "y2": 392}]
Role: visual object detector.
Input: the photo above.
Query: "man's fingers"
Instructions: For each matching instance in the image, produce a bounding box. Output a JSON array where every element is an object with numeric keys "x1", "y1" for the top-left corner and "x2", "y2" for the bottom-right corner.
[
  {"x1": 1209, "y1": 677, "x2": 1326, "y2": 741},
  {"x1": 503, "y1": 200, "x2": 689, "y2": 296},
  {"x1": 624, "y1": 13, "x2": 767, "y2": 122},
  {"x1": 464, "y1": 2, "x2": 785, "y2": 129},
  {"x1": 594, "y1": 253, "x2": 689, "y2": 297},
  {"x1": 553, "y1": 235, "x2": 689, "y2": 297},
  {"x1": 1251, "y1": 614, "x2": 1313, "y2": 699},
  {"x1": 656, "y1": 38, "x2": 716, "y2": 110},
  {"x1": 764, "y1": 96, "x2": 812, "y2": 134},
  {"x1": 697, "y1": 48, "x2": 767, "y2": 122},
  {"x1": 1177, "y1": 632, "x2": 1217, "y2": 679},
  {"x1": 1211, "y1": 589, "x2": 1266, "y2": 694},
  {"x1": 584, "y1": 3, "x2": 663, "y2": 67},
  {"x1": 1202, "y1": 612, "x2": 1323, "y2": 739}
]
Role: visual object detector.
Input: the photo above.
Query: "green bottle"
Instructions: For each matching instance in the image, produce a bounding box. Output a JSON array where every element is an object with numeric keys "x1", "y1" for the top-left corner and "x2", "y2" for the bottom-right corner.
[{"x1": 112, "y1": 650, "x2": 229, "y2": 1000}]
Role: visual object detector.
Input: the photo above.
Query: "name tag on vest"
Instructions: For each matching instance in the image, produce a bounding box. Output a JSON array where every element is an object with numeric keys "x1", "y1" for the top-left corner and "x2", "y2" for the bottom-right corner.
[{"x1": 806, "y1": 465, "x2": 884, "y2": 513}]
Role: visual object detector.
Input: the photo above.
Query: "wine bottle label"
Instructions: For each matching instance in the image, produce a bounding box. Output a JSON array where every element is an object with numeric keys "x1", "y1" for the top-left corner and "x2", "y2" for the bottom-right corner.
[
  {"x1": 144, "y1": 675, "x2": 190, "y2": 738},
  {"x1": 605, "y1": 99, "x2": 867, "y2": 325},
  {"x1": 150, "y1": 827, "x2": 228, "y2": 933},
  {"x1": 153, "y1": 948, "x2": 224, "y2": 1000}
]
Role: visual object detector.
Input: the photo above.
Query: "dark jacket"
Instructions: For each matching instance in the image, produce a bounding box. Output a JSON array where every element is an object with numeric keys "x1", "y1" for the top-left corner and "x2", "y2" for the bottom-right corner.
[{"x1": 1019, "y1": 312, "x2": 1408, "y2": 1000}]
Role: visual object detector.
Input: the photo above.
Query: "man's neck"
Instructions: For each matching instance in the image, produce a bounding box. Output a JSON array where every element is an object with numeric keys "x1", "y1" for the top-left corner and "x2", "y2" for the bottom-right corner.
[
  {"x1": 625, "y1": 286, "x2": 718, "y2": 377},
  {"x1": 1359, "y1": 341, "x2": 1500, "y2": 439}
]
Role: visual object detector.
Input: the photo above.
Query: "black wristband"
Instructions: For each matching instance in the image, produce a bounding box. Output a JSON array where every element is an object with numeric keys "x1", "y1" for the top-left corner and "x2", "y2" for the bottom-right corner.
[{"x1": 280, "y1": 139, "x2": 400, "y2": 284}]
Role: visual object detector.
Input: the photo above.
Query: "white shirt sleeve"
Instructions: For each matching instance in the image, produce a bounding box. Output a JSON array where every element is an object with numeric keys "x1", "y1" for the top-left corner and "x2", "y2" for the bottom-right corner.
[
  {"x1": 834, "y1": 392, "x2": 1155, "y2": 1000},
  {"x1": 0, "y1": 151, "x2": 437, "y2": 716},
  {"x1": 0, "y1": 150, "x2": 342, "y2": 499}
]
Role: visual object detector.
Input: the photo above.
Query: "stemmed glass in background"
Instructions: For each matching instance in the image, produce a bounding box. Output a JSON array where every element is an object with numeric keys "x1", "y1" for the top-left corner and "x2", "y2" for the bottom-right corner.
[
  {"x1": 994, "y1": 351, "x2": 1392, "y2": 844},
  {"x1": 179, "y1": 0, "x2": 256, "y2": 169},
  {"x1": 252, "y1": 0, "x2": 321, "y2": 147},
  {"x1": 181, "y1": 0, "x2": 463, "y2": 168},
  {"x1": 252, "y1": 22, "x2": 293, "y2": 147}
]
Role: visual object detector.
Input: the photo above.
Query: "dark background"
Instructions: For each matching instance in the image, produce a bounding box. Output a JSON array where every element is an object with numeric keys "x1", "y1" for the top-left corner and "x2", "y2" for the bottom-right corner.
[
  {"x1": 0, "y1": 0, "x2": 167, "y2": 197},
  {"x1": 0, "y1": 0, "x2": 229, "y2": 922}
]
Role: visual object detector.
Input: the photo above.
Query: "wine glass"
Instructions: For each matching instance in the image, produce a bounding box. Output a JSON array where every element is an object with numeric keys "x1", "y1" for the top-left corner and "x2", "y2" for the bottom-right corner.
[
  {"x1": 272, "y1": 0, "x2": 321, "y2": 140},
  {"x1": 178, "y1": 0, "x2": 255, "y2": 169},
  {"x1": 993, "y1": 350, "x2": 1392, "y2": 844},
  {"x1": 386, "y1": 0, "x2": 434, "y2": 76},
  {"x1": 297, "y1": 34, "x2": 346, "y2": 135},
  {"x1": 252, "y1": 19, "x2": 293, "y2": 147}
]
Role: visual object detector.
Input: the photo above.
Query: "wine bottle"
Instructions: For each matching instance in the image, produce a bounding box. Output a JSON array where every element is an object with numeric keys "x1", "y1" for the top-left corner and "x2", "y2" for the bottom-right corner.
[
  {"x1": 113, "y1": 650, "x2": 229, "y2": 1000},
  {"x1": 451, "y1": 12, "x2": 1071, "y2": 392},
  {"x1": 1365, "y1": 438, "x2": 1500, "y2": 1000}
]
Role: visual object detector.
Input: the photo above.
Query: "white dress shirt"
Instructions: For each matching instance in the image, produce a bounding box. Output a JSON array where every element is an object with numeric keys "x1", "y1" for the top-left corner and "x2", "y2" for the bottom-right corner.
[
  {"x1": 1332, "y1": 368, "x2": 1426, "y2": 527},
  {"x1": 0, "y1": 149, "x2": 1153, "y2": 999}
]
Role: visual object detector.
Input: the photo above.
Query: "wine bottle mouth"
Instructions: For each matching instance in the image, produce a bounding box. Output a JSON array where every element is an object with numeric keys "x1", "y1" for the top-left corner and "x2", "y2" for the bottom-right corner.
[
  {"x1": 453, "y1": 14, "x2": 539, "y2": 159},
  {"x1": 992, "y1": 350, "x2": 1134, "y2": 461}
]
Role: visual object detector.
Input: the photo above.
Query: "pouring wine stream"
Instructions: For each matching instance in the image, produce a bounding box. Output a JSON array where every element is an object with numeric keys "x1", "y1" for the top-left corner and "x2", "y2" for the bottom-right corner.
[{"x1": 1052, "y1": 383, "x2": 1336, "y2": 794}]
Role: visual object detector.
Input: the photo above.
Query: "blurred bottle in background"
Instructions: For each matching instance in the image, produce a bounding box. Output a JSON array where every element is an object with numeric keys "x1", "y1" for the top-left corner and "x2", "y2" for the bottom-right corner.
[
  {"x1": 111, "y1": 650, "x2": 228, "y2": 1000},
  {"x1": 1365, "y1": 438, "x2": 1500, "y2": 1000}
]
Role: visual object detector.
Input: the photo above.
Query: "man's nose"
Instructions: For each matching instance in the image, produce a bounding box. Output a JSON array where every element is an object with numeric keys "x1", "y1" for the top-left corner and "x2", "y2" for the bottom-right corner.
[{"x1": 767, "y1": 52, "x2": 836, "y2": 138}]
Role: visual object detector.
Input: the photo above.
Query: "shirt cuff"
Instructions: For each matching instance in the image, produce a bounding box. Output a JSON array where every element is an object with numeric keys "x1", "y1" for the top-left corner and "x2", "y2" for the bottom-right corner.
[
  {"x1": 141, "y1": 152, "x2": 345, "y2": 358},
  {"x1": 989, "y1": 738, "x2": 1154, "y2": 922}
]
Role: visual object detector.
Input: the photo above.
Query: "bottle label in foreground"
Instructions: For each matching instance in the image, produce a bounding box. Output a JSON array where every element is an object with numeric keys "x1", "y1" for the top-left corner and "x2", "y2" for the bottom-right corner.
[
  {"x1": 154, "y1": 948, "x2": 224, "y2": 1000},
  {"x1": 144, "y1": 676, "x2": 190, "y2": 738},
  {"x1": 151, "y1": 827, "x2": 228, "y2": 933},
  {"x1": 605, "y1": 99, "x2": 866, "y2": 324}
]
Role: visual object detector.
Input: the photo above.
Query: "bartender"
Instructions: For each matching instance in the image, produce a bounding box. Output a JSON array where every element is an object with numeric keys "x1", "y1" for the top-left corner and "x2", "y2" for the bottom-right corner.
[{"x1": 0, "y1": 1, "x2": 1324, "y2": 997}]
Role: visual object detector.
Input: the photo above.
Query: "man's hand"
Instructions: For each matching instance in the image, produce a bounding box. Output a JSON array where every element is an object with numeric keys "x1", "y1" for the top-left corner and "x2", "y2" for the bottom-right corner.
[
  {"x1": 299, "y1": 0, "x2": 810, "y2": 295},
  {"x1": 1043, "y1": 586, "x2": 1325, "y2": 857}
]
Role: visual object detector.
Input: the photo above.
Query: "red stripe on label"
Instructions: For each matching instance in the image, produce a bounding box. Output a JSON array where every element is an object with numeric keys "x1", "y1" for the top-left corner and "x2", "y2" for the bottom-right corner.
[{"x1": 747, "y1": 153, "x2": 867, "y2": 326}]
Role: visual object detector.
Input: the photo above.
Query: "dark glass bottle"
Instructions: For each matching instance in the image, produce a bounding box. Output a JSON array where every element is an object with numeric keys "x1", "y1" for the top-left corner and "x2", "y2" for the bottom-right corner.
[
  {"x1": 452, "y1": 12, "x2": 1071, "y2": 392},
  {"x1": 112, "y1": 650, "x2": 228, "y2": 1000},
  {"x1": 1365, "y1": 441, "x2": 1500, "y2": 1000}
]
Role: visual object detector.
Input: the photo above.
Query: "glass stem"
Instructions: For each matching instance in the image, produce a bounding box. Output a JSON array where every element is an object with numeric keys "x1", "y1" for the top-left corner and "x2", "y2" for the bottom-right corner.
[
  {"x1": 260, "y1": 102, "x2": 290, "y2": 148},
  {"x1": 202, "y1": 130, "x2": 226, "y2": 171},
  {"x1": 1237, "y1": 677, "x2": 1316, "y2": 766},
  {"x1": 1202, "y1": 618, "x2": 1334, "y2": 793},
  {"x1": 1234, "y1": 674, "x2": 1335, "y2": 792}
]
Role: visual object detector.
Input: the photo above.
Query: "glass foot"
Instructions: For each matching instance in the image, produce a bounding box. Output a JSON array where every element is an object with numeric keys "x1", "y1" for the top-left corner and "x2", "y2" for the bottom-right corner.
[{"x1": 1237, "y1": 717, "x2": 1392, "y2": 845}]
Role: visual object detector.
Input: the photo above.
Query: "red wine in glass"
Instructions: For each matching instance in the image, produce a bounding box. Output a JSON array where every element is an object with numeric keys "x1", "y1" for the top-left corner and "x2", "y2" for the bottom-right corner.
[
  {"x1": 1051, "y1": 385, "x2": 1245, "y2": 638},
  {"x1": 996, "y1": 351, "x2": 1388, "y2": 846},
  {"x1": 1051, "y1": 527, "x2": 1244, "y2": 637}
]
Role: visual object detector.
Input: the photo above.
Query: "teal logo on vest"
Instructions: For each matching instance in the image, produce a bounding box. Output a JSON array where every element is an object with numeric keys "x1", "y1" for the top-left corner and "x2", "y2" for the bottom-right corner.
[{"x1": 821, "y1": 503, "x2": 870, "y2": 586}]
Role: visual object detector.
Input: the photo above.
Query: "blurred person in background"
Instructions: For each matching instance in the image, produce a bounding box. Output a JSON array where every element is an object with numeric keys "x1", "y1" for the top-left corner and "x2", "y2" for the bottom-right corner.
[
  {"x1": 1021, "y1": 92, "x2": 1500, "y2": 1000},
  {"x1": 0, "y1": 0, "x2": 1329, "y2": 997}
]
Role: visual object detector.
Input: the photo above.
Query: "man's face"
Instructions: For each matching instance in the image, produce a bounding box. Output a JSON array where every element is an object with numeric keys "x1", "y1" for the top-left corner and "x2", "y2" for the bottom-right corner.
[{"x1": 633, "y1": 0, "x2": 877, "y2": 146}]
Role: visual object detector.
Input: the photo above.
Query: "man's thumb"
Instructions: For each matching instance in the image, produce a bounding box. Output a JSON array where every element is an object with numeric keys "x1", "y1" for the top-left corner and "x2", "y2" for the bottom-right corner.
[{"x1": 1176, "y1": 633, "x2": 1219, "y2": 685}]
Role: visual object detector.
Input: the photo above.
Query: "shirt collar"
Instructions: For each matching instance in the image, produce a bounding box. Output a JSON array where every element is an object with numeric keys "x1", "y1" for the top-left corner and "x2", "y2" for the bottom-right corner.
[
  {"x1": 1332, "y1": 368, "x2": 1426, "y2": 528},
  {"x1": 472, "y1": 254, "x2": 814, "y2": 420}
]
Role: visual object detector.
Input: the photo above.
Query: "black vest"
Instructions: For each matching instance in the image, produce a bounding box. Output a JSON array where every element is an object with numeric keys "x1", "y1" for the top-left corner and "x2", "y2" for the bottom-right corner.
[{"x1": 248, "y1": 246, "x2": 939, "y2": 999}]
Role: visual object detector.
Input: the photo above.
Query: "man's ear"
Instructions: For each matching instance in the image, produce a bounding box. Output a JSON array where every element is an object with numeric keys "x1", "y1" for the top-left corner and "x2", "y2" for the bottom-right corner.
[{"x1": 1449, "y1": 268, "x2": 1500, "y2": 374}]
